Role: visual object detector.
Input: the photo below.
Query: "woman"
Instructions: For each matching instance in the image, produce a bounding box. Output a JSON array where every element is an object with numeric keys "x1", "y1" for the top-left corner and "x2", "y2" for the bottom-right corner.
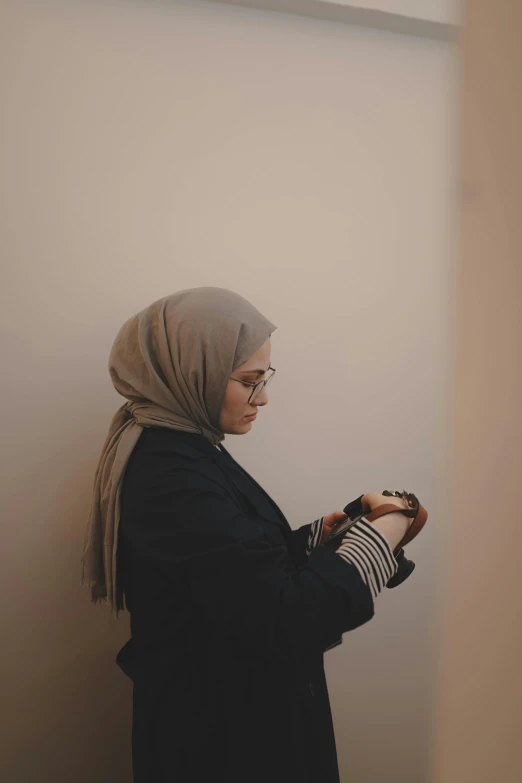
[{"x1": 81, "y1": 286, "x2": 412, "y2": 783}]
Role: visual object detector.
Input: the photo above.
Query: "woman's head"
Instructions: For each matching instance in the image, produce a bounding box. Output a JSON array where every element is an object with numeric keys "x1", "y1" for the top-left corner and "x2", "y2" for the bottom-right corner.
[
  {"x1": 108, "y1": 287, "x2": 277, "y2": 445},
  {"x1": 219, "y1": 337, "x2": 273, "y2": 434}
]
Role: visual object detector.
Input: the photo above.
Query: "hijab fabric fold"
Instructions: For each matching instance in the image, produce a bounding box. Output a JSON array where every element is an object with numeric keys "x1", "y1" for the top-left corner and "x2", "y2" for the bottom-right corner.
[{"x1": 80, "y1": 287, "x2": 277, "y2": 614}]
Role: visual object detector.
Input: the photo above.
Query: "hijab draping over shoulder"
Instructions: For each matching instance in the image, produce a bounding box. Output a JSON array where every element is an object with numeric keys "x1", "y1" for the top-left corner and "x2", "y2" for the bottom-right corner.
[{"x1": 80, "y1": 287, "x2": 277, "y2": 614}]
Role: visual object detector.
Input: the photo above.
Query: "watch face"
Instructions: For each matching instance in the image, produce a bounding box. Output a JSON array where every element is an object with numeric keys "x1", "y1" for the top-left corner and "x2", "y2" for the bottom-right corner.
[
  {"x1": 327, "y1": 515, "x2": 362, "y2": 539},
  {"x1": 325, "y1": 494, "x2": 366, "y2": 546},
  {"x1": 342, "y1": 495, "x2": 365, "y2": 520}
]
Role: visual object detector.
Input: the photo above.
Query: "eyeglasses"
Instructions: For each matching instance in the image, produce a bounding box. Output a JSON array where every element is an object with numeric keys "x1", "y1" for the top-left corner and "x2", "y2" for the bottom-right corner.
[{"x1": 229, "y1": 366, "x2": 276, "y2": 404}]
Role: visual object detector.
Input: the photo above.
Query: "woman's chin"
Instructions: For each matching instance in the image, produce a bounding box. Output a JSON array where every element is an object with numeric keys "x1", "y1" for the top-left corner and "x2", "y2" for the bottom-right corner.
[
  {"x1": 220, "y1": 419, "x2": 253, "y2": 435},
  {"x1": 236, "y1": 420, "x2": 253, "y2": 434}
]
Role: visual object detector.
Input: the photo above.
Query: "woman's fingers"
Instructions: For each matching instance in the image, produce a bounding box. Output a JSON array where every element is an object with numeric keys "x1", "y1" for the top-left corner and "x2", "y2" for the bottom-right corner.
[
  {"x1": 324, "y1": 511, "x2": 348, "y2": 527},
  {"x1": 321, "y1": 511, "x2": 349, "y2": 543}
]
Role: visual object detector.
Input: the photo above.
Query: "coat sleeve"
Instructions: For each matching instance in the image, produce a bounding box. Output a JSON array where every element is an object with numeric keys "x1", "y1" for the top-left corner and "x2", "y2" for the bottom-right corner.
[
  {"x1": 288, "y1": 518, "x2": 324, "y2": 566},
  {"x1": 288, "y1": 523, "x2": 312, "y2": 566},
  {"x1": 127, "y1": 466, "x2": 376, "y2": 665}
]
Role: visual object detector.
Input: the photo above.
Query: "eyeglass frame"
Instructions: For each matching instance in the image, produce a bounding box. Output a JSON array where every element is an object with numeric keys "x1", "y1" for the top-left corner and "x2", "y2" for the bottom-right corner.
[{"x1": 228, "y1": 365, "x2": 276, "y2": 404}]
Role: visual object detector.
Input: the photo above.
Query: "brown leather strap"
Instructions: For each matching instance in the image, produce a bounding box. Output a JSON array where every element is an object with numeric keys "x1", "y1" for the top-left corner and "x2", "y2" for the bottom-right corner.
[{"x1": 364, "y1": 502, "x2": 428, "y2": 553}]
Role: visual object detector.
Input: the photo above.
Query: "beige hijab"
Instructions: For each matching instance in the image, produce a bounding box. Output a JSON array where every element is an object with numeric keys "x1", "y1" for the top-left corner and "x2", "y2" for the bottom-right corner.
[{"x1": 80, "y1": 287, "x2": 277, "y2": 615}]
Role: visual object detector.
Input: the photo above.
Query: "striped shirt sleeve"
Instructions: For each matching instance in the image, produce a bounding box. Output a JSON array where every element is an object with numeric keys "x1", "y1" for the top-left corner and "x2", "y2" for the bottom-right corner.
[
  {"x1": 335, "y1": 517, "x2": 398, "y2": 599},
  {"x1": 306, "y1": 517, "x2": 325, "y2": 557},
  {"x1": 306, "y1": 515, "x2": 398, "y2": 599}
]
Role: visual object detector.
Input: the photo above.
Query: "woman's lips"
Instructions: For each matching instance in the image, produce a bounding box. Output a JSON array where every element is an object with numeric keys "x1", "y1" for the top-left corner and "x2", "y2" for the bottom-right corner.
[{"x1": 245, "y1": 413, "x2": 257, "y2": 420}]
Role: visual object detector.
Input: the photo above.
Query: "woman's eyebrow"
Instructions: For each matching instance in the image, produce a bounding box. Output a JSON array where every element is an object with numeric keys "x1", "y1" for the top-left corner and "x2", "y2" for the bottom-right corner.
[{"x1": 240, "y1": 368, "x2": 267, "y2": 376}]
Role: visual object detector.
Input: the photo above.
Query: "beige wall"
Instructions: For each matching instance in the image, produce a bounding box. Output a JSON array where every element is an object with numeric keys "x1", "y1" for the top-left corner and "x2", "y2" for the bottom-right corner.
[
  {"x1": 433, "y1": 1, "x2": 522, "y2": 781},
  {"x1": 0, "y1": 1, "x2": 455, "y2": 781}
]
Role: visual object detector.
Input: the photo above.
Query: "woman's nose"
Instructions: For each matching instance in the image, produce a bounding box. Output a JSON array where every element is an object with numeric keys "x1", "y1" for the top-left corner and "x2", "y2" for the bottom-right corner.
[{"x1": 254, "y1": 387, "x2": 269, "y2": 406}]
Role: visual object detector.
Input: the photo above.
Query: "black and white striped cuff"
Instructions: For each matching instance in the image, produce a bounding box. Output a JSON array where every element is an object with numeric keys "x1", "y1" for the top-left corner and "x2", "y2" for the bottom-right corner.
[
  {"x1": 306, "y1": 517, "x2": 325, "y2": 557},
  {"x1": 335, "y1": 517, "x2": 398, "y2": 599}
]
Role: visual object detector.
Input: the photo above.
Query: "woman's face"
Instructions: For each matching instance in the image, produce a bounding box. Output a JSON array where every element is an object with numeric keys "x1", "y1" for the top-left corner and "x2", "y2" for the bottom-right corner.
[{"x1": 219, "y1": 338, "x2": 271, "y2": 434}]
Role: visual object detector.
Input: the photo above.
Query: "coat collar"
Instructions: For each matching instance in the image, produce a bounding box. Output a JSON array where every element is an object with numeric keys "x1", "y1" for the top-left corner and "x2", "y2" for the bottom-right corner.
[
  {"x1": 214, "y1": 443, "x2": 291, "y2": 533},
  {"x1": 151, "y1": 430, "x2": 291, "y2": 533}
]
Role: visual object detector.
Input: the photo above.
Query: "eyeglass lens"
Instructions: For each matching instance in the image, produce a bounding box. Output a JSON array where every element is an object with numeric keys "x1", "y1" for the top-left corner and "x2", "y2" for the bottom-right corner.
[{"x1": 250, "y1": 372, "x2": 274, "y2": 403}]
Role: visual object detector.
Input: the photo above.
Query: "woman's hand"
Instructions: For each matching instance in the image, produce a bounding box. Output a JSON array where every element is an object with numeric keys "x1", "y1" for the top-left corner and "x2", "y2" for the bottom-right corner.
[
  {"x1": 361, "y1": 492, "x2": 410, "y2": 514},
  {"x1": 361, "y1": 492, "x2": 412, "y2": 550},
  {"x1": 321, "y1": 511, "x2": 349, "y2": 545},
  {"x1": 321, "y1": 494, "x2": 411, "y2": 545}
]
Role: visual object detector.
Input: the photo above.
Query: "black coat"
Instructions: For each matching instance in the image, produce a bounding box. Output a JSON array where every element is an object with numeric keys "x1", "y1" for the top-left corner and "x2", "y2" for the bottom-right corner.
[{"x1": 115, "y1": 428, "x2": 375, "y2": 783}]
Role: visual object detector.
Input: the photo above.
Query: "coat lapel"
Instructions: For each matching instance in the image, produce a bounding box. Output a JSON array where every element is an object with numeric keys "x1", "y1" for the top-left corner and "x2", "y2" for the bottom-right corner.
[
  {"x1": 159, "y1": 431, "x2": 292, "y2": 535},
  {"x1": 213, "y1": 445, "x2": 292, "y2": 534}
]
